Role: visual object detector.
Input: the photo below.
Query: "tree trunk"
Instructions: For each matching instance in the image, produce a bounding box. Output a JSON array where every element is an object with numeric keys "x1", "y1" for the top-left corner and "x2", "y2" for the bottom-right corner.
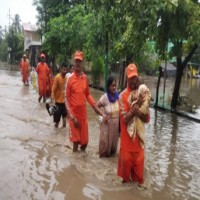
[
  {"x1": 155, "y1": 66, "x2": 163, "y2": 107},
  {"x1": 126, "y1": 54, "x2": 133, "y2": 66},
  {"x1": 119, "y1": 60, "x2": 126, "y2": 91},
  {"x1": 171, "y1": 44, "x2": 198, "y2": 109},
  {"x1": 104, "y1": 30, "x2": 108, "y2": 91},
  {"x1": 171, "y1": 57, "x2": 183, "y2": 109}
]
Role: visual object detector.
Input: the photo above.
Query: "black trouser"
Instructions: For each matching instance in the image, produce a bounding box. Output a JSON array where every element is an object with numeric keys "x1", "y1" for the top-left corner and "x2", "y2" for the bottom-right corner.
[{"x1": 53, "y1": 102, "x2": 67, "y2": 123}]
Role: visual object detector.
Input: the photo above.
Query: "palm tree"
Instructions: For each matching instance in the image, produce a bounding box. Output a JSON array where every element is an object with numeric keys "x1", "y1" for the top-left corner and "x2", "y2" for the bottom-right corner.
[{"x1": 12, "y1": 14, "x2": 22, "y2": 33}]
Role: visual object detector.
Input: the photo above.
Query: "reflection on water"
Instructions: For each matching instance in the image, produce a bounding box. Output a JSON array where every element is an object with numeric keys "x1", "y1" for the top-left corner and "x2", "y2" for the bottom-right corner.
[
  {"x1": 144, "y1": 76, "x2": 200, "y2": 112},
  {"x1": 0, "y1": 70, "x2": 200, "y2": 200},
  {"x1": 145, "y1": 109, "x2": 200, "y2": 200}
]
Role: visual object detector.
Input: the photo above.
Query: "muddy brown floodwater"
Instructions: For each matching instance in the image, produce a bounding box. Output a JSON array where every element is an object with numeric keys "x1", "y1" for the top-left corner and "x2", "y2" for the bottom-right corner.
[{"x1": 0, "y1": 69, "x2": 200, "y2": 200}]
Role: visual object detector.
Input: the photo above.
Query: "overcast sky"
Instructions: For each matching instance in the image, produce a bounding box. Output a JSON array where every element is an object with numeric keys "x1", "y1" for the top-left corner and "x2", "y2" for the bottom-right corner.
[{"x1": 0, "y1": 0, "x2": 37, "y2": 28}]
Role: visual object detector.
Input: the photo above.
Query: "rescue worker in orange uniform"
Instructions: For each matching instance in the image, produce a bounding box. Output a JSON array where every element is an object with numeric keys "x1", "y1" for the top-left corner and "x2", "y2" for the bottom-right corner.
[
  {"x1": 65, "y1": 51, "x2": 95, "y2": 152},
  {"x1": 117, "y1": 63, "x2": 150, "y2": 189},
  {"x1": 36, "y1": 53, "x2": 50, "y2": 103},
  {"x1": 19, "y1": 54, "x2": 30, "y2": 86}
]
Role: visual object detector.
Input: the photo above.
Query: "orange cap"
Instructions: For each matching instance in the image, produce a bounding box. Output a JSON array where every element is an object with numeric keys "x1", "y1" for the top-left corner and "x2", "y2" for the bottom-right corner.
[
  {"x1": 74, "y1": 51, "x2": 83, "y2": 61},
  {"x1": 126, "y1": 64, "x2": 138, "y2": 78},
  {"x1": 40, "y1": 53, "x2": 45, "y2": 58}
]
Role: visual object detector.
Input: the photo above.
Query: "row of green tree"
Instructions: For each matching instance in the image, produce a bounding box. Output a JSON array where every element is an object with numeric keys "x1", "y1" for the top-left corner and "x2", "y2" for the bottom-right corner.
[
  {"x1": 33, "y1": 0, "x2": 200, "y2": 108},
  {"x1": 0, "y1": 14, "x2": 24, "y2": 63},
  {"x1": 0, "y1": 0, "x2": 200, "y2": 108}
]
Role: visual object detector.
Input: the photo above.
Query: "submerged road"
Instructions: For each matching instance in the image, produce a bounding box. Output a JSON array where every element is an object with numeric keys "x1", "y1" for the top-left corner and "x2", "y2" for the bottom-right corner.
[{"x1": 0, "y1": 69, "x2": 200, "y2": 200}]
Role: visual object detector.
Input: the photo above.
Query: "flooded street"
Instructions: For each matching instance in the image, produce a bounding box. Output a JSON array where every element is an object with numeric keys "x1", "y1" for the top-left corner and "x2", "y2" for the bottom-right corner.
[{"x1": 0, "y1": 69, "x2": 200, "y2": 200}]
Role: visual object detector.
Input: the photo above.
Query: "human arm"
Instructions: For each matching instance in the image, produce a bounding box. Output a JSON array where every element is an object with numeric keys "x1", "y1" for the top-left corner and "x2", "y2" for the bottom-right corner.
[
  {"x1": 119, "y1": 93, "x2": 135, "y2": 124},
  {"x1": 51, "y1": 76, "x2": 57, "y2": 105},
  {"x1": 119, "y1": 90, "x2": 148, "y2": 124},
  {"x1": 134, "y1": 92, "x2": 150, "y2": 122},
  {"x1": 19, "y1": 60, "x2": 22, "y2": 72},
  {"x1": 93, "y1": 98, "x2": 111, "y2": 123},
  {"x1": 131, "y1": 104, "x2": 149, "y2": 123},
  {"x1": 27, "y1": 60, "x2": 31, "y2": 74},
  {"x1": 86, "y1": 77, "x2": 95, "y2": 107},
  {"x1": 65, "y1": 77, "x2": 79, "y2": 128},
  {"x1": 93, "y1": 101, "x2": 104, "y2": 116},
  {"x1": 36, "y1": 64, "x2": 39, "y2": 74}
]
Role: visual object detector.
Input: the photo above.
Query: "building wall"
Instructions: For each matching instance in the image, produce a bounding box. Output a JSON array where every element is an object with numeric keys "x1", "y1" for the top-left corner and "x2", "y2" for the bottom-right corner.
[{"x1": 24, "y1": 31, "x2": 41, "y2": 51}]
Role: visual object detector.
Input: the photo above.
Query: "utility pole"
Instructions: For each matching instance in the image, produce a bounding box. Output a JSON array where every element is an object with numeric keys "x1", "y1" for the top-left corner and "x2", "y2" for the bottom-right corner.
[
  {"x1": 7, "y1": 9, "x2": 12, "y2": 65},
  {"x1": 8, "y1": 9, "x2": 11, "y2": 30}
]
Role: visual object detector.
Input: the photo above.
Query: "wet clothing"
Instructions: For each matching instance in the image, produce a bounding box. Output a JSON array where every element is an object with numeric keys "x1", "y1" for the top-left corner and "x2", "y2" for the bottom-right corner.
[
  {"x1": 53, "y1": 102, "x2": 67, "y2": 123},
  {"x1": 51, "y1": 73, "x2": 66, "y2": 103},
  {"x1": 118, "y1": 148, "x2": 144, "y2": 183},
  {"x1": 98, "y1": 93, "x2": 119, "y2": 157},
  {"x1": 127, "y1": 85, "x2": 151, "y2": 149},
  {"x1": 19, "y1": 59, "x2": 30, "y2": 84},
  {"x1": 117, "y1": 86, "x2": 149, "y2": 184},
  {"x1": 47, "y1": 69, "x2": 54, "y2": 98},
  {"x1": 69, "y1": 118, "x2": 88, "y2": 145},
  {"x1": 65, "y1": 72, "x2": 95, "y2": 145},
  {"x1": 36, "y1": 62, "x2": 50, "y2": 97},
  {"x1": 51, "y1": 73, "x2": 67, "y2": 123}
]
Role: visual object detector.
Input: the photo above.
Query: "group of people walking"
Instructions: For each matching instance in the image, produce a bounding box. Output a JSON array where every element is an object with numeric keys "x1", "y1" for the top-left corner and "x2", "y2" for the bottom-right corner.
[
  {"x1": 19, "y1": 53, "x2": 54, "y2": 102},
  {"x1": 19, "y1": 50, "x2": 150, "y2": 189}
]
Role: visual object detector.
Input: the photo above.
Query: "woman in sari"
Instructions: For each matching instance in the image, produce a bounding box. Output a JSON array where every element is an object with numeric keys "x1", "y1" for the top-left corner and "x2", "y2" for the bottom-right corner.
[{"x1": 94, "y1": 76, "x2": 119, "y2": 158}]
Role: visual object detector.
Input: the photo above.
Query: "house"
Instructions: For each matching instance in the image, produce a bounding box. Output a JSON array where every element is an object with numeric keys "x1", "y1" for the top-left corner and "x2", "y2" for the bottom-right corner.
[
  {"x1": 22, "y1": 23, "x2": 41, "y2": 67},
  {"x1": 160, "y1": 62, "x2": 176, "y2": 77}
]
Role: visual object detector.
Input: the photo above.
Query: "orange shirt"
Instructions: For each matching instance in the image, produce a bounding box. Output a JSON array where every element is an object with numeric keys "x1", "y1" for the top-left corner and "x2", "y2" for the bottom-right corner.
[
  {"x1": 65, "y1": 72, "x2": 95, "y2": 119},
  {"x1": 119, "y1": 86, "x2": 144, "y2": 152},
  {"x1": 51, "y1": 73, "x2": 66, "y2": 103}
]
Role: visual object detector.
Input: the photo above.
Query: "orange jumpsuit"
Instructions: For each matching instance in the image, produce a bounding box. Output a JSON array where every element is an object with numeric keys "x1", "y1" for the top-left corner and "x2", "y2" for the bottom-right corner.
[
  {"x1": 65, "y1": 72, "x2": 95, "y2": 145},
  {"x1": 36, "y1": 62, "x2": 50, "y2": 97},
  {"x1": 19, "y1": 59, "x2": 29, "y2": 84},
  {"x1": 46, "y1": 69, "x2": 54, "y2": 97},
  {"x1": 117, "y1": 86, "x2": 149, "y2": 184}
]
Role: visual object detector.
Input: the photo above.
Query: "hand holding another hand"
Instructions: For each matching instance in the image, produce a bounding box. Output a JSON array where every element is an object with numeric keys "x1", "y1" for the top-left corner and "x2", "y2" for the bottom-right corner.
[
  {"x1": 102, "y1": 113, "x2": 110, "y2": 123},
  {"x1": 131, "y1": 104, "x2": 140, "y2": 116},
  {"x1": 137, "y1": 94, "x2": 145, "y2": 107}
]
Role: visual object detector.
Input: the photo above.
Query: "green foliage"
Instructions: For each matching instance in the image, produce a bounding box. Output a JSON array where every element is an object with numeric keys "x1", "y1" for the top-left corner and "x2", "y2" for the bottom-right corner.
[
  {"x1": 0, "y1": 39, "x2": 8, "y2": 61},
  {"x1": 12, "y1": 14, "x2": 22, "y2": 33},
  {"x1": 6, "y1": 27, "x2": 24, "y2": 63},
  {"x1": 0, "y1": 13, "x2": 23, "y2": 63},
  {"x1": 91, "y1": 54, "x2": 104, "y2": 85},
  {"x1": 43, "y1": 4, "x2": 95, "y2": 62},
  {"x1": 35, "y1": 0, "x2": 200, "y2": 76}
]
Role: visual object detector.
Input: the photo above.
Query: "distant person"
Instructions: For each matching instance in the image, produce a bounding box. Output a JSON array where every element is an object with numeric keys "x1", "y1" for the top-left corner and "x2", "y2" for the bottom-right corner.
[
  {"x1": 127, "y1": 83, "x2": 151, "y2": 149},
  {"x1": 19, "y1": 54, "x2": 30, "y2": 86},
  {"x1": 51, "y1": 63, "x2": 67, "y2": 128},
  {"x1": 36, "y1": 53, "x2": 50, "y2": 103},
  {"x1": 66, "y1": 64, "x2": 74, "y2": 79},
  {"x1": 93, "y1": 76, "x2": 119, "y2": 158},
  {"x1": 65, "y1": 50, "x2": 96, "y2": 152},
  {"x1": 30, "y1": 67, "x2": 37, "y2": 90},
  {"x1": 117, "y1": 63, "x2": 150, "y2": 189}
]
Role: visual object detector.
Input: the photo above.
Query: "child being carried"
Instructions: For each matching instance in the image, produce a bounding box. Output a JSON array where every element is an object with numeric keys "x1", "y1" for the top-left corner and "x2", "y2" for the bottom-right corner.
[{"x1": 127, "y1": 83, "x2": 151, "y2": 148}]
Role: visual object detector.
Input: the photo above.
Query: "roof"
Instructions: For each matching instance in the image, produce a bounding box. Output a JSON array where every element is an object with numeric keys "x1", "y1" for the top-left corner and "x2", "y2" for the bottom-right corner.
[
  {"x1": 160, "y1": 62, "x2": 176, "y2": 71},
  {"x1": 22, "y1": 23, "x2": 38, "y2": 32}
]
